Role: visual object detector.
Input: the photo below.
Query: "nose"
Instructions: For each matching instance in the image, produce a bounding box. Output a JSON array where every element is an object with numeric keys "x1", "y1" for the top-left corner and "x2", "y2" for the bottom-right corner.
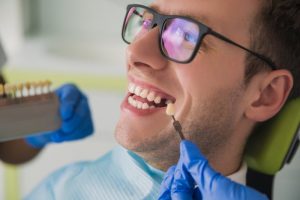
[{"x1": 126, "y1": 27, "x2": 168, "y2": 71}]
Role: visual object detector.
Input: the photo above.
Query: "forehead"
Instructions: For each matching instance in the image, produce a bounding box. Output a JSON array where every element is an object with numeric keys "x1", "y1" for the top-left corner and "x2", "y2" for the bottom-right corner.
[{"x1": 151, "y1": 0, "x2": 261, "y2": 42}]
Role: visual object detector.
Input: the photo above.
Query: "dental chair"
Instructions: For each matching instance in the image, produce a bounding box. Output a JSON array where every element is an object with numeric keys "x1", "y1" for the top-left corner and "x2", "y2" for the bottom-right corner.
[{"x1": 245, "y1": 98, "x2": 300, "y2": 200}]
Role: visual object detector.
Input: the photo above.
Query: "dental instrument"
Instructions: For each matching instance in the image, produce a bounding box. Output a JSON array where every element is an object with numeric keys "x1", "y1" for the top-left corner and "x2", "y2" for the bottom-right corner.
[{"x1": 166, "y1": 102, "x2": 185, "y2": 140}]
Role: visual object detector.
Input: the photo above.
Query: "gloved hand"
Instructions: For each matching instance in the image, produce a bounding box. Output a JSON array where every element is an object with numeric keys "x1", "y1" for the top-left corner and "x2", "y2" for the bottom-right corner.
[
  {"x1": 158, "y1": 140, "x2": 268, "y2": 200},
  {"x1": 25, "y1": 84, "x2": 94, "y2": 149}
]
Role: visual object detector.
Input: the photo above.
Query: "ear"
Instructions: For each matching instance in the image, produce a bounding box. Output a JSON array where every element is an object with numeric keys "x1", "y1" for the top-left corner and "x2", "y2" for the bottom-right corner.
[{"x1": 245, "y1": 69, "x2": 293, "y2": 122}]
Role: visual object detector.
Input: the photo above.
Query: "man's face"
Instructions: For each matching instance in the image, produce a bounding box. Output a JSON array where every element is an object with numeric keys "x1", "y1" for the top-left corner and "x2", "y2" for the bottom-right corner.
[{"x1": 115, "y1": 0, "x2": 261, "y2": 169}]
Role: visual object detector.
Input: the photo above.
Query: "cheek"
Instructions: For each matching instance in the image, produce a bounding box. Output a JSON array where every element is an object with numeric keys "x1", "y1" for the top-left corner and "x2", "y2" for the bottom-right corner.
[
  {"x1": 174, "y1": 62, "x2": 216, "y2": 101},
  {"x1": 172, "y1": 54, "x2": 246, "y2": 126},
  {"x1": 176, "y1": 52, "x2": 245, "y2": 97}
]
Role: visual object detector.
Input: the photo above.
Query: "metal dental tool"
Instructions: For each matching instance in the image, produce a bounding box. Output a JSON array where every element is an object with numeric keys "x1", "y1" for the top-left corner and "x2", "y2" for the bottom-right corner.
[{"x1": 166, "y1": 102, "x2": 185, "y2": 140}]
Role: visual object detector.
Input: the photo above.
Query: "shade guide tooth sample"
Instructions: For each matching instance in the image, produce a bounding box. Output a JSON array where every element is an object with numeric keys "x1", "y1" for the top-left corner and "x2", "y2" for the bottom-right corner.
[
  {"x1": 165, "y1": 102, "x2": 185, "y2": 140},
  {"x1": 166, "y1": 102, "x2": 176, "y2": 116},
  {"x1": 0, "y1": 80, "x2": 61, "y2": 141}
]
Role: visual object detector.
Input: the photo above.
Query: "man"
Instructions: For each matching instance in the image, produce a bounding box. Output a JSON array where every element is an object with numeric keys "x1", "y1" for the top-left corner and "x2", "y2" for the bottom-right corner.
[
  {"x1": 25, "y1": 0, "x2": 299, "y2": 199},
  {"x1": 0, "y1": 39, "x2": 94, "y2": 164}
]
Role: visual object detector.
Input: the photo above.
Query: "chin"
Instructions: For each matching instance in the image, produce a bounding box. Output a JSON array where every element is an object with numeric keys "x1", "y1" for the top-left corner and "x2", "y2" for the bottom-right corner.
[
  {"x1": 114, "y1": 121, "x2": 145, "y2": 151},
  {"x1": 114, "y1": 118, "x2": 175, "y2": 155}
]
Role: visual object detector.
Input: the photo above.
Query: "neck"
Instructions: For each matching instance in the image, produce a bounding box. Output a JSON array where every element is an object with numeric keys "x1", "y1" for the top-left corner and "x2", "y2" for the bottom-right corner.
[
  {"x1": 137, "y1": 142, "x2": 244, "y2": 176},
  {"x1": 136, "y1": 140, "x2": 181, "y2": 171},
  {"x1": 135, "y1": 124, "x2": 250, "y2": 174},
  {"x1": 208, "y1": 145, "x2": 244, "y2": 176}
]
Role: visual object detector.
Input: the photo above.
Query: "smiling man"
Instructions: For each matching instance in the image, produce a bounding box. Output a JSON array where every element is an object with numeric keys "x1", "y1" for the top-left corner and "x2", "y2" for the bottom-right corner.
[
  {"x1": 116, "y1": 0, "x2": 296, "y2": 179},
  {"x1": 25, "y1": 0, "x2": 299, "y2": 199}
]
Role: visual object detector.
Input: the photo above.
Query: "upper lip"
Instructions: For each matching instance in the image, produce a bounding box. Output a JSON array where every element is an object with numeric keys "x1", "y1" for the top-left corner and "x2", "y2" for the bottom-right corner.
[{"x1": 128, "y1": 75, "x2": 176, "y2": 102}]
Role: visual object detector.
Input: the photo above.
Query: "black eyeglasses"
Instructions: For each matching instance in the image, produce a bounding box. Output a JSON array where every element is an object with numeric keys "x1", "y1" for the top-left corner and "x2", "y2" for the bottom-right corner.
[{"x1": 122, "y1": 4, "x2": 277, "y2": 70}]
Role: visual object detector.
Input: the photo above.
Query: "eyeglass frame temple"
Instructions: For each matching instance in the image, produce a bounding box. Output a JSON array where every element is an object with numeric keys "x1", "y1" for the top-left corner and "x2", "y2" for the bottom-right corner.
[{"x1": 209, "y1": 30, "x2": 277, "y2": 70}]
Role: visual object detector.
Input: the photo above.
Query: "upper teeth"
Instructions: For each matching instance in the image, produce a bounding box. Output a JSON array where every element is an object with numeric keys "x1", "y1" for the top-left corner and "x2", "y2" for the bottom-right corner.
[{"x1": 128, "y1": 83, "x2": 164, "y2": 104}]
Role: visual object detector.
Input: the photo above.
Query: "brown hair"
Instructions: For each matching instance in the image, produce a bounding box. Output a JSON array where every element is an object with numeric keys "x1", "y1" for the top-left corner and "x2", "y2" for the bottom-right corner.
[{"x1": 245, "y1": 0, "x2": 300, "y2": 99}]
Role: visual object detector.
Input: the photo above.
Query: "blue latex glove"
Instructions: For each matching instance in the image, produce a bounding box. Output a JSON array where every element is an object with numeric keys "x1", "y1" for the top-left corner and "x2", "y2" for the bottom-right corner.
[
  {"x1": 25, "y1": 84, "x2": 94, "y2": 149},
  {"x1": 158, "y1": 140, "x2": 269, "y2": 200}
]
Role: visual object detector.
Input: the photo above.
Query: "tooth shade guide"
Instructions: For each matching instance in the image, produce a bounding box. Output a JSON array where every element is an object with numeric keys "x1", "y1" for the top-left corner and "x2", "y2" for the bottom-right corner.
[
  {"x1": 25, "y1": 82, "x2": 31, "y2": 91},
  {"x1": 166, "y1": 102, "x2": 176, "y2": 116},
  {"x1": 0, "y1": 92, "x2": 56, "y2": 106},
  {"x1": 0, "y1": 92, "x2": 61, "y2": 142},
  {"x1": 0, "y1": 84, "x2": 4, "y2": 96},
  {"x1": 0, "y1": 80, "x2": 60, "y2": 140},
  {"x1": 165, "y1": 102, "x2": 186, "y2": 140},
  {"x1": 17, "y1": 83, "x2": 24, "y2": 97},
  {"x1": 4, "y1": 84, "x2": 12, "y2": 98},
  {"x1": 11, "y1": 85, "x2": 17, "y2": 98},
  {"x1": 38, "y1": 81, "x2": 47, "y2": 94},
  {"x1": 172, "y1": 120, "x2": 185, "y2": 140},
  {"x1": 45, "y1": 80, "x2": 52, "y2": 92},
  {"x1": 0, "y1": 80, "x2": 53, "y2": 100},
  {"x1": 29, "y1": 82, "x2": 36, "y2": 96}
]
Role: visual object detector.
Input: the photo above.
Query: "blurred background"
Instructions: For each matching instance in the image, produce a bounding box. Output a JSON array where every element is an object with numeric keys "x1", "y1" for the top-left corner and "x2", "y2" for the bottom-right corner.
[{"x1": 0, "y1": 0, "x2": 299, "y2": 199}]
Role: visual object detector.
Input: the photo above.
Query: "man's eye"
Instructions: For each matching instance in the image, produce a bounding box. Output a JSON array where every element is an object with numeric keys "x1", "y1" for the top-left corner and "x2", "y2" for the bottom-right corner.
[{"x1": 184, "y1": 32, "x2": 197, "y2": 43}]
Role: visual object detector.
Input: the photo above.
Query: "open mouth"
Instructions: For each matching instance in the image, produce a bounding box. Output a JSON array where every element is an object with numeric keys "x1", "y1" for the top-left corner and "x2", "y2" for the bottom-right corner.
[{"x1": 127, "y1": 83, "x2": 175, "y2": 110}]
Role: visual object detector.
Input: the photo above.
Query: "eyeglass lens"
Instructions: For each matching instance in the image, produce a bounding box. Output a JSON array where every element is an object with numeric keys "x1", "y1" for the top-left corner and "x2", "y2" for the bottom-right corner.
[{"x1": 123, "y1": 6, "x2": 201, "y2": 62}]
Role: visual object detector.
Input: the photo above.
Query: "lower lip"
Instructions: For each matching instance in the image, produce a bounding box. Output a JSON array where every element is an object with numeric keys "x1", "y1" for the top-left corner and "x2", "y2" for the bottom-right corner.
[{"x1": 121, "y1": 93, "x2": 165, "y2": 116}]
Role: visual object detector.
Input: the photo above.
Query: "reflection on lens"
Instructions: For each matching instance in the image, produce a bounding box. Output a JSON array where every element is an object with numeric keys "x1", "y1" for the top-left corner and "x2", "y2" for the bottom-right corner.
[
  {"x1": 162, "y1": 18, "x2": 199, "y2": 62},
  {"x1": 123, "y1": 7, "x2": 153, "y2": 43}
]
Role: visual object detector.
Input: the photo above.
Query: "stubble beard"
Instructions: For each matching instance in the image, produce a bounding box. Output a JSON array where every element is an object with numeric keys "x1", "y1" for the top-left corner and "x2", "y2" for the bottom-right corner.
[{"x1": 115, "y1": 85, "x2": 244, "y2": 171}]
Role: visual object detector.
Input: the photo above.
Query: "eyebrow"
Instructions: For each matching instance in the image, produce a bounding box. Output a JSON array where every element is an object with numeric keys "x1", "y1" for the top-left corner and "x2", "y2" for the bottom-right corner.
[{"x1": 149, "y1": 4, "x2": 211, "y2": 26}]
